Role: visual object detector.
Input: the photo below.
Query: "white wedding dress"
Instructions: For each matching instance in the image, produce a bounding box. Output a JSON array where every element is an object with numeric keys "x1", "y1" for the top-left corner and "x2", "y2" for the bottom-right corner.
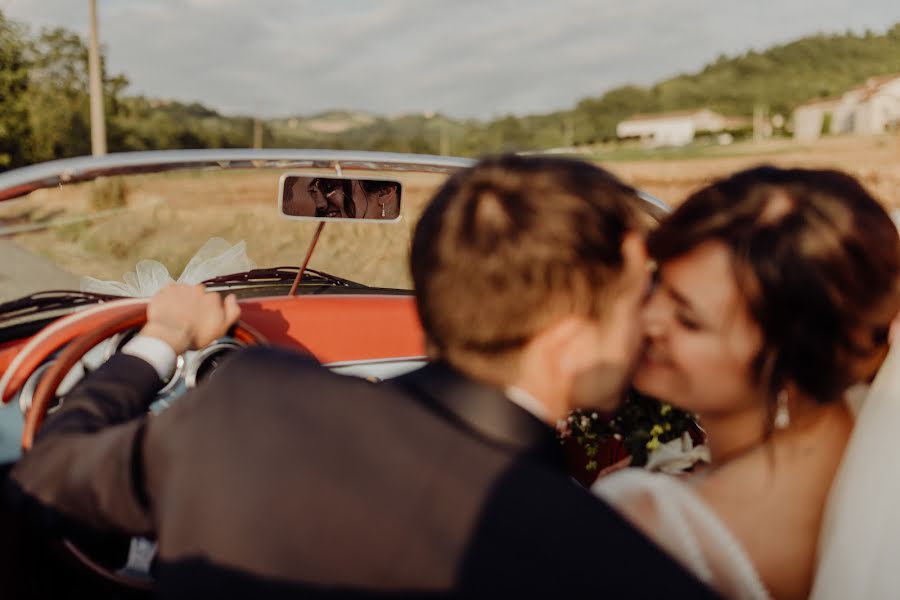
[
  {"x1": 593, "y1": 468, "x2": 770, "y2": 599},
  {"x1": 811, "y1": 342, "x2": 900, "y2": 600},
  {"x1": 593, "y1": 343, "x2": 900, "y2": 599}
]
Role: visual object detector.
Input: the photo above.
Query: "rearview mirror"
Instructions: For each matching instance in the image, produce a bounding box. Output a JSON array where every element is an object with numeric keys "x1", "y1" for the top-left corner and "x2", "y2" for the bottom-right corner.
[{"x1": 279, "y1": 174, "x2": 402, "y2": 222}]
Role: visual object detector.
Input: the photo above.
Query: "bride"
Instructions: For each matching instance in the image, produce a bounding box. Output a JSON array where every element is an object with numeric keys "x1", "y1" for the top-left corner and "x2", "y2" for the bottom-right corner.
[{"x1": 593, "y1": 166, "x2": 900, "y2": 599}]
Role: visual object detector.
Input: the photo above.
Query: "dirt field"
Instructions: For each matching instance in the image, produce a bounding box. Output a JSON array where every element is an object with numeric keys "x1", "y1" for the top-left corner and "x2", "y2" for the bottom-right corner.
[
  {"x1": 1, "y1": 134, "x2": 897, "y2": 299},
  {"x1": 605, "y1": 134, "x2": 900, "y2": 208}
]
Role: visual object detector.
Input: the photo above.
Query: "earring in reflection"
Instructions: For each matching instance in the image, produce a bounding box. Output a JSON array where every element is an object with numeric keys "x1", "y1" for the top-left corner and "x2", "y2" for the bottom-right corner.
[
  {"x1": 380, "y1": 202, "x2": 386, "y2": 217},
  {"x1": 774, "y1": 389, "x2": 791, "y2": 429}
]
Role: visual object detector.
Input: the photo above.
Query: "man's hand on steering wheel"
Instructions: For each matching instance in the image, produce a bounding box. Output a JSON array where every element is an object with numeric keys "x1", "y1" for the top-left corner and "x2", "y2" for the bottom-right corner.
[{"x1": 140, "y1": 284, "x2": 241, "y2": 354}]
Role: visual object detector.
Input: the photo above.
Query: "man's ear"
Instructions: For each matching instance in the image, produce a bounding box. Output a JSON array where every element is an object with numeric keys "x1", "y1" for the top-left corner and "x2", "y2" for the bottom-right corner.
[
  {"x1": 621, "y1": 231, "x2": 649, "y2": 273},
  {"x1": 532, "y1": 315, "x2": 590, "y2": 378}
]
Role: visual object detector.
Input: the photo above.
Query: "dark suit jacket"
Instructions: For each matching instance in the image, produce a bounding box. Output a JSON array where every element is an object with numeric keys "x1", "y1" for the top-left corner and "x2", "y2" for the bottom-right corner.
[{"x1": 8, "y1": 346, "x2": 718, "y2": 598}]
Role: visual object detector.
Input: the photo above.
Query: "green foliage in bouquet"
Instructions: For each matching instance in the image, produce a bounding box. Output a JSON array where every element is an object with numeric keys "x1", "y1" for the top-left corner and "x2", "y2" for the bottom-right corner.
[{"x1": 565, "y1": 391, "x2": 699, "y2": 469}]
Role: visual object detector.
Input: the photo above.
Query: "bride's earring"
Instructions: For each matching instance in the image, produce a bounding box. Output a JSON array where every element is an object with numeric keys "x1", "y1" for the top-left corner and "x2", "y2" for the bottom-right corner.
[
  {"x1": 774, "y1": 389, "x2": 791, "y2": 429},
  {"x1": 380, "y1": 202, "x2": 386, "y2": 218}
]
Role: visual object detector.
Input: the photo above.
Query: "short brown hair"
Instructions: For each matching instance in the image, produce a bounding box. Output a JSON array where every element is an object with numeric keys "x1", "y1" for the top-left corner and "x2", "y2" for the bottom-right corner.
[
  {"x1": 649, "y1": 166, "x2": 900, "y2": 403},
  {"x1": 411, "y1": 154, "x2": 646, "y2": 371}
]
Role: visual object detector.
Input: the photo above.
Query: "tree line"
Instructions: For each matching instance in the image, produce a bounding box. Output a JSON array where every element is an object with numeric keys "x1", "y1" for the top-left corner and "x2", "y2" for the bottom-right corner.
[
  {"x1": 1, "y1": 11, "x2": 898, "y2": 170},
  {"x1": 0, "y1": 12, "x2": 260, "y2": 170}
]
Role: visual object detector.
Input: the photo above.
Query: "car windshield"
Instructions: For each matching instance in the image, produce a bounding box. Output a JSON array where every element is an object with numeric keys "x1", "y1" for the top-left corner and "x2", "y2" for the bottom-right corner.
[{"x1": 0, "y1": 166, "x2": 448, "y2": 305}]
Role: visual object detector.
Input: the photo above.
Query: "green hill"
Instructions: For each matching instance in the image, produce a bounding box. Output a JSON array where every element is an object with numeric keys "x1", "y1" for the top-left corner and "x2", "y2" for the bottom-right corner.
[
  {"x1": 569, "y1": 23, "x2": 900, "y2": 143},
  {"x1": 1, "y1": 11, "x2": 898, "y2": 168},
  {"x1": 652, "y1": 25, "x2": 900, "y2": 115}
]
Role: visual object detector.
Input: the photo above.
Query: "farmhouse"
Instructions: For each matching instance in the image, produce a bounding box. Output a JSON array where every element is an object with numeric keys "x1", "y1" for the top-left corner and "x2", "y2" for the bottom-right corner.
[
  {"x1": 793, "y1": 74, "x2": 900, "y2": 141},
  {"x1": 616, "y1": 109, "x2": 735, "y2": 147},
  {"x1": 793, "y1": 97, "x2": 842, "y2": 142}
]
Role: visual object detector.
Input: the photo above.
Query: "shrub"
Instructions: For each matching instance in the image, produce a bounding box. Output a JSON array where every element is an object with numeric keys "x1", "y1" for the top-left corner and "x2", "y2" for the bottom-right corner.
[{"x1": 90, "y1": 176, "x2": 127, "y2": 211}]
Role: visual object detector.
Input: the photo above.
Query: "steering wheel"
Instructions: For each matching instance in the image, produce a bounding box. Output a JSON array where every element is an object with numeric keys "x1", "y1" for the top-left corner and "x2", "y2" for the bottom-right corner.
[
  {"x1": 23, "y1": 303, "x2": 267, "y2": 450},
  {"x1": 20, "y1": 302, "x2": 267, "y2": 588}
]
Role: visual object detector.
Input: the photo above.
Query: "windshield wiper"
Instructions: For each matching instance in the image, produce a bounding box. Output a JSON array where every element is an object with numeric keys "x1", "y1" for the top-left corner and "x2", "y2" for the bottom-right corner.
[
  {"x1": 202, "y1": 267, "x2": 368, "y2": 290},
  {"x1": 0, "y1": 290, "x2": 116, "y2": 325}
]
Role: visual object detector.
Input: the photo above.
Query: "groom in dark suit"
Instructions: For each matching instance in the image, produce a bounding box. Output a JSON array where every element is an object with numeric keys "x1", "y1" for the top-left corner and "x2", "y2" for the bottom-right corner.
[{"x1": 9, "y1": 155, "x2": 717, "y2": 598}]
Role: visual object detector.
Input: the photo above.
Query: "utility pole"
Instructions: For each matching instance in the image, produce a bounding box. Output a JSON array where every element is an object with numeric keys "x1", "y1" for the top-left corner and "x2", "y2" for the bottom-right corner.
[
  {"x1": 253, "y1": 99, "x2": 264, "y2": 149},
  {"x1": 253, "y1": 119, "x2": 263, "y2": 149},
  {"x1": 563, "y1": 114, "x2": 575, "y2": 147},
  {"x1": 87, "y1": 0, "x2": 107, "y2": 156},
  {"x1": 753, "y1": 104, "x2": 769, "y2": 144},
  {"x1": 439, "y1": 118, "x2": 449, "y2": 156}
]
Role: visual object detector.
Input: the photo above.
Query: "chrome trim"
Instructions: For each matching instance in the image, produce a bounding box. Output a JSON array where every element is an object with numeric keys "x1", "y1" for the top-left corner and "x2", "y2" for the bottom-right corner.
[
  {"x1": 17, "y1": 361, "x2": 54, "y2": 414},
  {"x1": 156, "y1": 355, "x2": 185, "y2": 395},
  {"x1": 0, "y1": 149, "x2": 476, "y2": 202},
  {"x1": 323, "y1": 355, "x2": 428, "y2": 368},
  {"x1": 0, "y1": 149, "x2": 671, "y2": 216},
  {"x1": 636, "y1": 190, "x2": 671, "y2": 219},
  {"x1": 102, "y1": 331, "x2": 130, "y2": 362},
  {"x1": 0, "y1": 298, "x2": 149, "y2": 404},
  {"x1": 62, "y1": 538, "x2": 153, "y2": 591},
  {"x1": 325, "y1": 356, "x2": 428, "y2": 381},
  {"x1": 183, "y1": 338, "x2": 245, "y2": 389}
]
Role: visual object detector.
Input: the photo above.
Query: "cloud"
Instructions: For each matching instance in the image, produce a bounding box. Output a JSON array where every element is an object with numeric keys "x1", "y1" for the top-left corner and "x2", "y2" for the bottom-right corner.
[{"x1": 4, "y1": 0, "x2": 899, "y2": 118}]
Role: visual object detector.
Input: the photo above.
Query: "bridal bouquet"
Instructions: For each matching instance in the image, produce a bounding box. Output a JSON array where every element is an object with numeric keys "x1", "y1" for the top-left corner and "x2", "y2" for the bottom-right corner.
[{"x1": 562, "y1": 391, "x2": 703, "y2": 472}]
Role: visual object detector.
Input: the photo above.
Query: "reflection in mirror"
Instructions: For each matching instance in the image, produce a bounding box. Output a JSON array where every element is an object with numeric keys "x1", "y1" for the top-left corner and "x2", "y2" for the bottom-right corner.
[{"x1": 280, "y1": 175, "x2": 401, "y2": 221}]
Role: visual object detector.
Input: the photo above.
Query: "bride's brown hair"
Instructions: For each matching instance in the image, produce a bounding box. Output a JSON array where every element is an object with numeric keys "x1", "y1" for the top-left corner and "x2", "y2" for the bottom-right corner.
[{"x1": 649, "y1": 166, "x2": 900, "y2": 404}]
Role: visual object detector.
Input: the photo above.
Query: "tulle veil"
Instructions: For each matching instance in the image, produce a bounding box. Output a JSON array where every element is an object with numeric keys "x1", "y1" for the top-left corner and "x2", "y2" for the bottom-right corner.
[
  {"x1": 80, "y1": 238, "x2": 255, "y2": 297},
  {"x1": 812, "y1": 343, "x2": 900, "y2": 599}
]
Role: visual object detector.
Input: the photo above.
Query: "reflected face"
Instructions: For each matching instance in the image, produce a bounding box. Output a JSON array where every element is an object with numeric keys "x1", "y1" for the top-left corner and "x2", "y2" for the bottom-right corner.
[
  {"x1": 635, "y1": 241, "x2": 762, "y2": 418},
  {"x1": 350, "y1": 181, "x2": 369, "y2": 219},
  {"x1": 356, "y1": 182, "x2": 400, "y2": 219},
  {"x1": 311, "y1": 180, "x2": 346, "y2": 218},
  {"x1": 282, "y1": 177, "x2": 401, "y2": 220},
  {"x1": 374, "y1": 188, "x2": 399, "y2": 219},
  {"x1": 284, "y1": 179, "x2": 317, "y2": 217}
]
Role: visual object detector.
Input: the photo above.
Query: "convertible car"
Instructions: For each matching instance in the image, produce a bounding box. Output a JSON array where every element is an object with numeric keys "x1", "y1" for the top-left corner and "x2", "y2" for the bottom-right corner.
[{"x1": 0, "y1": 149, "x2": 670, "y2": 596}]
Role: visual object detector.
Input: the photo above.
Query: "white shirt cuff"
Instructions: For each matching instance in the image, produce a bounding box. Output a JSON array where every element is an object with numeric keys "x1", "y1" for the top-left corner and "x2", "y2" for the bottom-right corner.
[{"x1": 122, "y1": 335, "x2": 177, "y2": 381}]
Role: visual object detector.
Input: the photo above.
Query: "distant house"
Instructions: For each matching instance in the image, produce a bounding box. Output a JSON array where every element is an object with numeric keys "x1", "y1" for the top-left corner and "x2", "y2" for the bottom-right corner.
[
  {"x1": 794, "y1": 74, "x2": 900, "y2": 141},
  {"x1": 616, "y1": 109, "x2": 739, "y2": 147},
  {"x1": 793, "y1": 98, "x2": 842, "y2": 142},
  {"x1": 855, "y1": 75, "x2": 900, "y2": 134}
]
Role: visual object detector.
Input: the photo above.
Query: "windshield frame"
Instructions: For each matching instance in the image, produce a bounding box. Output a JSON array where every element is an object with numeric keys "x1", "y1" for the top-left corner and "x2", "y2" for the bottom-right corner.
[{"x1": 0, "y1": 150, "x2": 671, "y2": 330}]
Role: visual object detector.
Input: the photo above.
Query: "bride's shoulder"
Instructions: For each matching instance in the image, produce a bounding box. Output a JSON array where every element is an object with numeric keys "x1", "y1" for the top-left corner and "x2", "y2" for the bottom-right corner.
[{"x1": 695, "y1": 406, "x2": 852, "y2": 509}]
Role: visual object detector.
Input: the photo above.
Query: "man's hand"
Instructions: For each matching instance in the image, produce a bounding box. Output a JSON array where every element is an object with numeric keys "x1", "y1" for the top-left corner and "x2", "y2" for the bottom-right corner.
[{"x1": 139, "y1": 284, "x2": 241, "y2": 355}]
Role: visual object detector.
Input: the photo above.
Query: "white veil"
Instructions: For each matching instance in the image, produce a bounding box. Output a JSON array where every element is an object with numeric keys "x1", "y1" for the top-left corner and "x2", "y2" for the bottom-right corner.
[
  {"x1": 811, "y1": 342, "x2": 900, "y2": 599},
  {"x1": 80, "y1": 238, "x2": 255, "y2": 297}
]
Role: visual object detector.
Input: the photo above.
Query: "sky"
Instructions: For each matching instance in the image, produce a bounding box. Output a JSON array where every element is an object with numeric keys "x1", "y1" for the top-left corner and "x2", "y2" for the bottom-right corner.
[{"x1": 3, "y1": 0, "x2": 898, "y2": 120}]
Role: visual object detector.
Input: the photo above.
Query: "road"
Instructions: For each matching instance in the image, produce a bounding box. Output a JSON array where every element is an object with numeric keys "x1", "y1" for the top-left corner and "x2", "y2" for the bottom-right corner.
[
  {"x1": 0, "y1": 242, "x2": 79, "y2": 460},
  {"x1": 0, "y1": 240, "x2": 80, "y2": 303}
]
